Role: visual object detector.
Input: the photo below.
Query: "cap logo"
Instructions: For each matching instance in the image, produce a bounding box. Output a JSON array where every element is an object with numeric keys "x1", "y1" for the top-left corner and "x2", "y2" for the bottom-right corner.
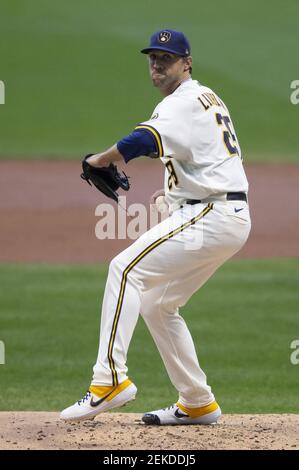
[{"x1": 158, "y1": 31, "x2": 171, "y2": 43}]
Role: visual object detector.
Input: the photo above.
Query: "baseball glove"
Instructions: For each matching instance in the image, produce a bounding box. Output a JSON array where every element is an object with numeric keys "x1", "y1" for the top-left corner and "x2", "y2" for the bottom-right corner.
[{"x1": 80, "y1": 154, "x2": 130, "y2": 202}]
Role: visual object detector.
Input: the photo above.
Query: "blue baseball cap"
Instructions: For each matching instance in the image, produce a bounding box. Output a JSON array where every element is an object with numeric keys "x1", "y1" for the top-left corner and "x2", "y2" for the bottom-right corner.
[{"x1": 141, "y1": 29, "x2": 191, "y2": 57}]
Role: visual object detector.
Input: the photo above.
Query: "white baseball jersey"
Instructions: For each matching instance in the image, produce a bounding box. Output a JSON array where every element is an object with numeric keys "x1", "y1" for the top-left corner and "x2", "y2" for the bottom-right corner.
[
  {"x1": 87, "y1": 78, "x2": 251, "y2": 415},
  {"x1": 137, "y1": 79, "x2": 248, "y2": 211}
]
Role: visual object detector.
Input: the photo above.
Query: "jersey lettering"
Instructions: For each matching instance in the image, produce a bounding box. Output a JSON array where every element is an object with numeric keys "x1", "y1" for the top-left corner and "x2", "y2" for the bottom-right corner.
[
  {"x1": 165, "y1": 160, "x2": 178, "y2": 190},
  {"x1": 215, "y1": 113, "x2": 240, "y2": 157},
  {"x1": 198, "y1": 93, "x2": 225, "y2": 111}
]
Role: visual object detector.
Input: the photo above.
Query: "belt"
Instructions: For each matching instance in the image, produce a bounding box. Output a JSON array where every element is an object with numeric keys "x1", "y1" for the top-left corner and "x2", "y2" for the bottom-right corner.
[{"x1": 186, "y1": 192, "x2": 247, "y2": 205}]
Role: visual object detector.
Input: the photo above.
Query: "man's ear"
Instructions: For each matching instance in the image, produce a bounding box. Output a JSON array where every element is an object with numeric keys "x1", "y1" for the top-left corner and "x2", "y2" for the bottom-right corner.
[{"x1": 184, "y1": 56, "x2": 192, "y2": 72}]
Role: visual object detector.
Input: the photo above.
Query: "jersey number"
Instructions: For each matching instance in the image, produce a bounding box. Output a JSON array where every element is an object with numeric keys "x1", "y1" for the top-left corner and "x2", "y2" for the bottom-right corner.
[
  {"x1": 216, "y1": 113, "x2": 240, "y2": 157},
  {"x1": 165, "y1": 161, "x2": 178, "y2": 190}
]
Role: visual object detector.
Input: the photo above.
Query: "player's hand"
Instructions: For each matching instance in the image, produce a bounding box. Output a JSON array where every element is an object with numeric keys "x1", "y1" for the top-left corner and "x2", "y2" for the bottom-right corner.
[
  {"x1": 86, "y1": 145, "x2": 124, "y2": 168},
  {"x1": 150, "y1": 189, "x2": 165, "y2": 205},
  {"x1": 86, "y1": 153, "x2": 109, "y2": 168}
]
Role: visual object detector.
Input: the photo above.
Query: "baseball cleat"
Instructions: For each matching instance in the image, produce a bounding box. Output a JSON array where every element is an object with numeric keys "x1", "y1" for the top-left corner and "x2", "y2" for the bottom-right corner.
[
  {"x1": 142, "y1": 400, "x2": 221, "y2": 425},
  {"x1": 60, "y1": 378, "x2": 137, "y2": 422}
]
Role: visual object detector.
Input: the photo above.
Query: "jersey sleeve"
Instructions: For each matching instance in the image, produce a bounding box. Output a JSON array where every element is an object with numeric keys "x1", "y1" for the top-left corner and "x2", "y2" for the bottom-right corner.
[
  {"x1": 116, "y1": 128, "x2": 158, "y2": 163},
  {"x1": 136, "y1": 97, "x2": 193, "y2": 160}
]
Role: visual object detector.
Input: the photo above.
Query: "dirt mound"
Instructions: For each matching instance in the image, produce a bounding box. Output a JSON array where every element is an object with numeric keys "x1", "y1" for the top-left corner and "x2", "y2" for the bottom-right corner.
[{"x1": 0, "y1": 412, "x2": 298, "y2": 450}]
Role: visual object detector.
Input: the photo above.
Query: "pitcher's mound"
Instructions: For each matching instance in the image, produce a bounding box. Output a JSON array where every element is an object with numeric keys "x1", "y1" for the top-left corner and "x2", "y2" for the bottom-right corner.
[{"x1": 0, "y1": 412, "x2": 298, "y2": 450}]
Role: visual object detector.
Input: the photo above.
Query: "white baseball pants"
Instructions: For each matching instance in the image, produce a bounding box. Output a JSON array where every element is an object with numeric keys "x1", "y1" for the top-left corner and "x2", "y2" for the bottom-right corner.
[{"x1": 92, "y1": 199, "x2": 251, "y2": 407}]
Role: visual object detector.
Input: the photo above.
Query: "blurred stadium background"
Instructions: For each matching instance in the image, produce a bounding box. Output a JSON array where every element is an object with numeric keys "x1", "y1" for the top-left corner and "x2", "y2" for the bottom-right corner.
[
  {"x1": 0, "y1": 0, "x2": 298, "y2": 414},
  {"x1": 0, "y1": 0, "x2": 298, "y2": 160}
]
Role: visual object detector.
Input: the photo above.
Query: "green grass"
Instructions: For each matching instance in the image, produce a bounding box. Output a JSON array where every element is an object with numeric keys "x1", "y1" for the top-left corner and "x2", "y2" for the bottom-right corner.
[
  {"x1": 0, "y1": 259, "x2": 298, "y2": 413},
  {"x1": 0, "y1": 0, "x2": 298, "y2": 161}
]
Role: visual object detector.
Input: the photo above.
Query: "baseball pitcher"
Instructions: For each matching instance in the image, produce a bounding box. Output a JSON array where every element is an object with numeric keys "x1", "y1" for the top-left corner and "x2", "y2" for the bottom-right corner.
[{"x1": 61, "y1": 29, "x2": 251, "y2": 425}]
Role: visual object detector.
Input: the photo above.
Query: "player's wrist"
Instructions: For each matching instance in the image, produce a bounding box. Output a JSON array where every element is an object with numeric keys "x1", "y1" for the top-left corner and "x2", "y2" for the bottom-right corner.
[{"x1": 86, "y1": 148, "x2": 121, "y2": 168}]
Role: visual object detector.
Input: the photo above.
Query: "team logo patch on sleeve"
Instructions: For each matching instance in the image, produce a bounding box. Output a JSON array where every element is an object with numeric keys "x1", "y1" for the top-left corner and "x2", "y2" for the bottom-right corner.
[
  {"x1": 158, "y1": 31, "x2": 171, "y2": 43},
  {"x1": 150, "y1": 113, "x2": 159, "y2": 120}
]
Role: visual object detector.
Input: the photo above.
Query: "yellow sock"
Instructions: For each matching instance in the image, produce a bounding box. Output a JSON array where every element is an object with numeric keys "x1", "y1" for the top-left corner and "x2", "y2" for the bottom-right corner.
[
  {"x1": 89, "y1": 379, "x2": 132, "y2": 401},
  {"x1": 176, "y1": 401, "x2": 219, "y2": 418}
]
